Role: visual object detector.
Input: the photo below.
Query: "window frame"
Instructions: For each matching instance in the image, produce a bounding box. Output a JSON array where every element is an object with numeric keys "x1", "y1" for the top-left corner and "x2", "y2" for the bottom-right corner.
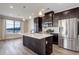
[{"x1": 5, "y1": 20, "x2": 21, "y2": 34}]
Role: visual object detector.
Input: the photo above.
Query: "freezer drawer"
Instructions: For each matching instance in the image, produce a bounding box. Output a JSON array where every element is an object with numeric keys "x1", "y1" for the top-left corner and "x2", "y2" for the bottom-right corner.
[
  {"x1": 58, "y1": 37, "x2": 78, "y2": 51},
  {"x1": 64, "y1": 38, "x2": 78, "y2": 51},
  {"x1": 64, "y1": 39, "x2": 74, "y2": 50}
]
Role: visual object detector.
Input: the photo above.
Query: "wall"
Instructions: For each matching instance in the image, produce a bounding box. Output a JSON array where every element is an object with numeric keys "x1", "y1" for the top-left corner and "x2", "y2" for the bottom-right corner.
[
  {"x1": 23, "y1": 20, "x2": 29, "y2": 33},
  {"x1": 27, "y1": 19, "x2": 34, "y2": 33}
]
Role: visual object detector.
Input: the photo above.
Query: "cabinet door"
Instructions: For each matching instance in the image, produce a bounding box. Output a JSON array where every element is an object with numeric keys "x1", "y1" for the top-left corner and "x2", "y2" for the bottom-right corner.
[
  {"x1": 34, "y1": 17, "x2": 42, "y2": 33},
  {"x1": 53, "y1": 34, "x2": 58, "y2": 44},
  {"x1": 34, "y1": 19, "x2": 38, "y2": 32}
]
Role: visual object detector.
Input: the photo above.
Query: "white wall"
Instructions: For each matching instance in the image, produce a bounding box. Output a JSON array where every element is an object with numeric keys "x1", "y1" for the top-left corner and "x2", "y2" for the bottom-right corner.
[
  {"x1": 27, "y1": 19, "x2": 34, "y2": 33},
  {"x1": 23, "y1": 20, "x2": 29, "y2": 33}
]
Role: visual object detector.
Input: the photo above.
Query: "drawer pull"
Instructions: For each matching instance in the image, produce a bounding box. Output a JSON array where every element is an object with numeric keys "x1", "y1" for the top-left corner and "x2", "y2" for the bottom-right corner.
[{"x1": 46, "y1": 41, "x2": 48, "y2": 44}]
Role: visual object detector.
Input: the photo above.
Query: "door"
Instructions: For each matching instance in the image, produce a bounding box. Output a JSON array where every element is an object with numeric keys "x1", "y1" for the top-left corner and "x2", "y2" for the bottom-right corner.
[
  {"x1": 58, "y1": 18, "x2": 78, "y2": 51},
  {"x1": 58, "y1": 20, "x2": 67, "y2": 47},
  {"x1": 58, "y1": 20, "x2": 67, "y2": 37},
  {"x1": 68, "y1": 18, "x2": 77, "y2": 39}
]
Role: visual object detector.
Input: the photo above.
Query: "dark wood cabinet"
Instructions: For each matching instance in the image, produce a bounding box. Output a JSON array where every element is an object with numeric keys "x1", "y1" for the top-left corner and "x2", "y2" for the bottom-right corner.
[
  {"x1": 45, "y1": 37, "x2": 53, "y2": 54},
  {"x1": 50, "y1": 33, "x2": 58, "y2": 44},
  {"x1": 54, "y1": 7, "x2": 79, "y2": 27},
  {"x1": 34, "y1": 17, "x2": 42, "y2": 33},
  {"x1": 53, "y1": 34, "x2": 58, "y2": 44},
  {"x1": 42, "y1": 11, "x2": 54, "y2": 28}
]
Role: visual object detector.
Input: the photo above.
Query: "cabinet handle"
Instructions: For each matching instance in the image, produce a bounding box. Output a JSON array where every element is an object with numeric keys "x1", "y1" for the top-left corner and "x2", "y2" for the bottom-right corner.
[{"x1": 46, "y1": 41, "x2": 48, "y2": 44}]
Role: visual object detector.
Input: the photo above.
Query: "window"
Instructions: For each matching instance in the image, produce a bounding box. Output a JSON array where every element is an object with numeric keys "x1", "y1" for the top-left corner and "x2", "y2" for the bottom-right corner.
[
  {"x1": 15, "y1": 21, "x2": 21, "y2": 32},
  {"x1": 6, "y1": 20, "x2": 21, "y2": 33}
]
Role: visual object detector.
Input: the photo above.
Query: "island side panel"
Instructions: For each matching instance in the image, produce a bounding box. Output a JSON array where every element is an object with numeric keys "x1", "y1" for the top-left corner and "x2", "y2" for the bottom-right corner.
[
  {"x1": 23, "y1": 35, "x2": 46, "y2": 55},
  {"x1": 45, "y1": 36, "x2": 53, "y2": 54}
]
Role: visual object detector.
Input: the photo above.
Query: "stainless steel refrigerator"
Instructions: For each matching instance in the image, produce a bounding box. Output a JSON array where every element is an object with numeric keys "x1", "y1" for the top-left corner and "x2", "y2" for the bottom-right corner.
[{"x1": 58, "y1": 18, "x2": 79, "y2": 51}]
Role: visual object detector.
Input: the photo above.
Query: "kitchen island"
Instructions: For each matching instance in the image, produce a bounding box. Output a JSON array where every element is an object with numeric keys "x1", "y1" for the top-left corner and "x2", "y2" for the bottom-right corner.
[{"x1": 22, "y1": 33, "x2": 53, "y2": 55}]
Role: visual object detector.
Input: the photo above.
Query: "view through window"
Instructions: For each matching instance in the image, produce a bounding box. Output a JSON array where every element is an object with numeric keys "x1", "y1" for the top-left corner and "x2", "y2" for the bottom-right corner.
[{"x1": 6, "y1": 20, "x2": 21, "y2": 33}]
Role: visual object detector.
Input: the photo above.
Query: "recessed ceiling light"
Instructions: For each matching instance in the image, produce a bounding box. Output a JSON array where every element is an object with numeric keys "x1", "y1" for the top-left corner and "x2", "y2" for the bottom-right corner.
[
  {"x1": 29, "y1": 16, "x2": 32, "y2": 19},
  {"x1": 23, "y1": 6, "x2": 26, "y2": 8},
  {"x1": 32, "y1": 13, "x2": 34, "y2": 15},
  {"x1": 10, "y1": 6, "x2": 14, "y2": 8},
  {"x1": 41, "y1": 9, "x2": 45, "y2": 11},
  {"x1": 23, "y1": 18, "x2": 26, "y2": 21},
  {"x1": 47, "y1": 8, "x2": 50, "y2": 10},
  {"x1": 39, "y1": 11, "x2": 43, "y2": 16}
]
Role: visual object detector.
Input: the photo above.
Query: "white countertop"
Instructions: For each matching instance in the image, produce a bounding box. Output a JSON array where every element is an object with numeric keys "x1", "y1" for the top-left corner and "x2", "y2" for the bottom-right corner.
[{"x1": 20, "y1": 33, "x2": 53, "y2": 39}]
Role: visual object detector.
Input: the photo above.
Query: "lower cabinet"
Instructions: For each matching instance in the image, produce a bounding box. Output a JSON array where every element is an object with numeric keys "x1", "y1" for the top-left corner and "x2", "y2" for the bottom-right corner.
[
  {"x1": 53, "y1": 34, "x2": 58, "y2": 44},
  {"x1": 46, "y1": 44, "x2": 52, "y2": 54},
  {"x1": 45, "y1": 37, "x2": 53, "y2": 54}
]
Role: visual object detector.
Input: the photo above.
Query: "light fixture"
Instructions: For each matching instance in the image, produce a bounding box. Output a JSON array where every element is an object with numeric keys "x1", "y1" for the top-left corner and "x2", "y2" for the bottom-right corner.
[
  {"x1": 63, "y1": 11, "x2": 70, "y2": 15},
  {"x1": 39, "y1": 11, "x2": 43, "y2": 16},
  {"x1": 49, "y1": 14, "x2": 52, "y2": 17},
  {"x1": 10, "y1": 6, "x2": 14, "y2": 8},
  {"x1": 23, "y1": 6, "x2": 26, "y2": 8},
  {"x1": 23, "y1": 18, "x2": 26, "y2": 21},
  {"x1": 41, "y1": 9, "x2": 45, "y2": 11},
  {"x1": 32, "y1": 13, "x2": 34, "y2": 15},
  {"x1": 29, "y1": 16, "x2": 32, "y2": 19}
]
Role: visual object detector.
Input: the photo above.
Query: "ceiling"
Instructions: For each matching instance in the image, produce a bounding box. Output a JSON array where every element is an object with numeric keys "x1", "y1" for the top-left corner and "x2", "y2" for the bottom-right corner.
[{"x1": 0, "y1": 3, "x2": 79, "y2": 19}]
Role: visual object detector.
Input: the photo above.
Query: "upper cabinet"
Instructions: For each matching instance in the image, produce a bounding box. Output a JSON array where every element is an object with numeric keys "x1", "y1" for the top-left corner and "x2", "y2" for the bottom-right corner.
[
  {"x1": 42, "y1": 11, "x2": 54, "y2": 28},
  {"x1": 34, "y1": 11, "x2": 54, "y2": 33},
  {"x1": 34, "y1": 17, "x2": 42, "y2": 33},
  {"x1": 54, "y1": 7, "x2": 79, "y2": 27},
  {"x1": 54, "y1": 7, "x2": 79, "y2": 20}
]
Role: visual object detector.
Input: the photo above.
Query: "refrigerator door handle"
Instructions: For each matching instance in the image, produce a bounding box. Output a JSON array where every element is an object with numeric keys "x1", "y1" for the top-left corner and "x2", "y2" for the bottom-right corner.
[
  {"x1": 65, "y1": 26, "x2": 67, "y2": 35},
  {"x1": 65, "y1": 20, "x2": 67, "y2": 35}
]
